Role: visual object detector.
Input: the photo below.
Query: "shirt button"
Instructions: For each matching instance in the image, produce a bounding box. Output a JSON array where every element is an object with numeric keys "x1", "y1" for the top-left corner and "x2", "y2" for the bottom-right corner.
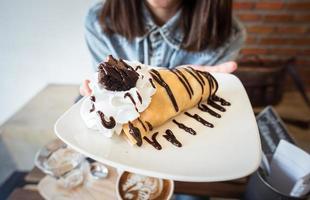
[{"x1": 150, "y1": 31, "x2": 160, "y2": 41}]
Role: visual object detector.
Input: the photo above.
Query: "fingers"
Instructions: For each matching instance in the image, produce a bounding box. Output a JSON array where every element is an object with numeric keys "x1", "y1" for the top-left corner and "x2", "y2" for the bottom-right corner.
[
  {"x1": 213, "y1": 61, "x2": 237, "y2": 73},
  {"x1": 184, "y1": 61, "x2": 238, "y2": 74},
  {"x1": 79, "y1": 79, "x2": 92, "y2": 96}
]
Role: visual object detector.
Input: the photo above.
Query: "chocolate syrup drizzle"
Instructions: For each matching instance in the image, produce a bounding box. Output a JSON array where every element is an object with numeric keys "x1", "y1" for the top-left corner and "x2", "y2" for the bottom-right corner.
[
  {"x1": 97, "y1": 111, "x2": 116, "y2": 129},
  {"x1": 184, "y1": 68, "x2": 204, "y2": 94},
  {"x1": 163, "y1": 129, "x2": 182, "y2": 147},
  {"x1": 94, "y1": 57, "x2": 234, "y2": 149},
  {"x1": 89, "y1": 96, "x2": 96, "y2": 112},
  {"x1": 189, "y1": 67, "x2": 205, "y2": 85},
  {"x1": 149, "y1": 78, "x2": 156, "y2": 88},
  {"x1": 90, "y1": 104, "x2": 95, "y2": 113},
  {"x1": 124, "y1": 92, "x2": 138, "y2": 112},
  {"x1": 143, "y1": 132, "x2": 162, "y2": 150},
  {"x1": 136, "y1": 91, "x2": 142, "y2": 104},
  {"x1": 145, "y1": 121, "x2": 153, "y2": 131},
  {"x1": 212, "y1": 95, "x2": 231, "y2": 106},
  {"x1": 175, "y1": 69, "x2": 194, "y2": 95},
  {"x1": 128, "y1": 121, "x2": 142, "y2": 146},
  {"x1": 172, "y1": 119, "x2": 196, "y2": 135},
  {"x1": 90, "y1": 96, "x2": 96, "y2": 102},
  {"x1": 207, "y1": 99, "x2": 226, "y2": 112},
  {"x1": 135, "y1": 65, "x2": 141, "y2": 71},
  {"x1": 137, "y1": 118, "x2": 147, "y2": 132},
  {"x1": 150, "y1": 69, "x2": 179, "y2": 112},
  {"x1": 198, "y1": 103, "x2": 221, "y2": 118},
  {"x1": 204, "y1": 72, "x2": 231, "y2": 107},
  {"x1": 170, "y1": 70, "x2": 192, "y2": 99},
  {"x1": 144, "y1": 68, "x2": 231, "y2": 149},
  {"x1": 184, "y1": 112, "x2": 214, "y2": 128}
]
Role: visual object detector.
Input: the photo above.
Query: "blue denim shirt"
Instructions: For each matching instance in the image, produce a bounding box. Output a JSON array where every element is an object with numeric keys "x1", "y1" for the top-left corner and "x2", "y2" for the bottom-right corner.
[{"x1": 85, "y1": 2, "x2": 246, "y2": 70}]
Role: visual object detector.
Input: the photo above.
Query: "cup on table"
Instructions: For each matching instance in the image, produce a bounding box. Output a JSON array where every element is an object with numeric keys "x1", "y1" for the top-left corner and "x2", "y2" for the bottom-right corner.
[
  {"x1": 35, "y1": 139, "x2": 87, "y2": 189},
  {"x1": 46, "y1": 147, "x2": 86, "y2": 188},
  {"x1": 116, "y1": 171, "x2": 174, "y2": 200}
]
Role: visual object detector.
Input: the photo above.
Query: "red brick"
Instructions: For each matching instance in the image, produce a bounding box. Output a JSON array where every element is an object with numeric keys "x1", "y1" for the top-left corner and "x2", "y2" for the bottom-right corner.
[
  {"x1": 233, "y1": 2, "x2": 255, "y2": 10},
  {"x1": 267, "y1": 48, "x2": 298, "y2": 56},
  {"x1": 296, "y1": 59, "x2": 310, "y2": 66},
  {"x1": 291, "y1": 39, "x2": 310, "y2": 45},
  {"x1": 247, "y1": 26, "x2": 275, "y2": 34},
  {"x1": 241, "y1": 48, "x2": 268, "y2": 55},
  {"x1": 277, "y1": 27, "x2": 308, "y2": 34},
  {"x1": 292, "y1": 65, "x2": 310, "y2": 91},
  {"x1": 259, "y1": 38, "x2": 310, "y2": 45},
  {"x1": 259, "y1": 38, "x2": 286, "y2": 45},
  {"x1": 240, "y1": 48, "x2": 299, "y2": 56},
  {"x1": 264, "y1": 14, "x2": 294, "y2": 22},
  {"x1": 300, "y1": 49, "x2": 310, "y2": 56},
  {"x1": 285, "y1": 65, "x2": 310, "y2": 91},
  {"x1": 286, "y1": 2, "x2": 310, "y2": 10},
  {"x1": 237, "y1": 14, "x2": 261, "y2": 21},
  {"x1": 295, "y1": 15, "x2": 310, "y2": 22},
  {"x1": 246, "y1": 37, "x2": 257, "y2": 45},
  {"x1": 255, "y1": 2, "x2": 284, "y2": 10}
]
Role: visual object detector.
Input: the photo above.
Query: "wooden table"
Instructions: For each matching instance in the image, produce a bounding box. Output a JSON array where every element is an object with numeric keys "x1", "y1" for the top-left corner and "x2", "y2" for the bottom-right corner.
[
  {"x1": 8, "y1": 166, "x2": 247, "y2": 200},
  {"x1": 5, "y1": 85, "x2": 310, "y2": 199}
]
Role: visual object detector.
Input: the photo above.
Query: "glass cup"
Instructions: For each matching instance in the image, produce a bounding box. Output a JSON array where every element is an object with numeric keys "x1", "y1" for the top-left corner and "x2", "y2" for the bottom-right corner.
[{"x1": 35, "y1": 139, "x2": 86, "y2": 189}]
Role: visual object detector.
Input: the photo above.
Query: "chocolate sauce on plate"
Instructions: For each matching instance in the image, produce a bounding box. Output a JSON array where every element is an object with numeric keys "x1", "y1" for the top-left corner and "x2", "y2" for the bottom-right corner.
[
  {"x1": 145, "y1": 121, "x2": 153, "y2": 131},
  {"x1": 128, "y1": 122, "x2": 142, "y2": 146},
  {"x1": 184, "y1": 112, "x2": 214, "y2": 128},
  {"x1": 207, "y1": 100, "x2": 226, "y2": 112},
  {"x1": 198, "y1": 103, "x2": 221, "y2": 118},
  {"x1": 212, "y1": 95, "x2": 231, "y2": 106},
  {"x1": 90, "y1": 104, "x2": 95, "y2": 113},
  {"x1": 143, "y1": 132, "x2": 162, "y2": 150},
  {"x1": 172, "y1": 119, "x2": 196, "y2": 135},
  {"x1": 163, "y1": 129, "x2": 182, "y2": 147},
  {"x1": 97, "y1": 111, "x2": 116, "y2": 129},
  {"x1": 137, "y1": 118, "x2": 147, "y2": 132},
  {"x1": 90, "y1": 96, "x2": 96, "y2": 112}
]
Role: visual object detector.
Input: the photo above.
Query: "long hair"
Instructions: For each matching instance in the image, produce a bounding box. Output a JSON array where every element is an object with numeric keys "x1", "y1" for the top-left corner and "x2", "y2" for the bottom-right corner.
[{"x1": 99, "y1": 0, "x2": 232, "y2": 52}]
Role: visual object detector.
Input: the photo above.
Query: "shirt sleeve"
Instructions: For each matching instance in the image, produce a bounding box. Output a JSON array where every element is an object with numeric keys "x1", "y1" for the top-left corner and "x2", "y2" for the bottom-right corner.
[
  {"x1": 84, "y1": 3, "x2": 110, "y2": 70},
  {"x1": 214, "y1": 16, "x2": 247, "y2": 64}
]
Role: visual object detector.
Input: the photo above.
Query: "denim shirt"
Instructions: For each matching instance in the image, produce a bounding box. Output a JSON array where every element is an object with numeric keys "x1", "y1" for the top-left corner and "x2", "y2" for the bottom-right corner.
[{"x1": 85, "y1": 2, "x2": 246, "y2": 70}]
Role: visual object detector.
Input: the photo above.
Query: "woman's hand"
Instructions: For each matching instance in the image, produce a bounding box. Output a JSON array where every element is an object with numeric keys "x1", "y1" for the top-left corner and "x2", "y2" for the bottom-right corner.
[
  {"x1": 80, "y1": 79, "x2": 92, "y2": 96},
  {"x1": 179, "y1": 61, "x2": 237, "y2": 73}
]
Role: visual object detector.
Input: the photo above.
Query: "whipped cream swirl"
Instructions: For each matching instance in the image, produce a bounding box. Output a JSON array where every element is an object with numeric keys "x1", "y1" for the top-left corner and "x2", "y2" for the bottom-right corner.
[{"x1": 80, "y1": 61, "x2": 156, "y2": 137}]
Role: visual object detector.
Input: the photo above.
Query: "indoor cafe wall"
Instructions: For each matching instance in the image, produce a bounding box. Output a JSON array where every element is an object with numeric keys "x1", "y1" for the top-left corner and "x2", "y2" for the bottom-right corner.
[
  {"x1": 0, "y1": 0, "x2": 99, "y2": 125},
  {"x1": 234, "y1": 0, "x2": 310, "y2": 89}
]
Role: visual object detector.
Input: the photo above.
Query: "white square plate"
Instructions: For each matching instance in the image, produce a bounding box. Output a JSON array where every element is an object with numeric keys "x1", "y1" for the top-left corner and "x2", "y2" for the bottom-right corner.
[{"x1": 55, "y1": 73, "x2": 261, "y2": 182}]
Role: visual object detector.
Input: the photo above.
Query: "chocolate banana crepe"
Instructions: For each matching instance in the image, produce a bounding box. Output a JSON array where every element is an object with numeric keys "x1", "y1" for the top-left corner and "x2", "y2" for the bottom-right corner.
[{"x1": 97, "y1": 56, "x2": 221, "y2": 146}]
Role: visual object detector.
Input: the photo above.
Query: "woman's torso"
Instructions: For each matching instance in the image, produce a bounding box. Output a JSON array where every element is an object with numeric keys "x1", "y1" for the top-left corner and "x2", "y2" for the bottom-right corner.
[{"x1": 85, "y1": 2, "x2": 246, "y2": 70}]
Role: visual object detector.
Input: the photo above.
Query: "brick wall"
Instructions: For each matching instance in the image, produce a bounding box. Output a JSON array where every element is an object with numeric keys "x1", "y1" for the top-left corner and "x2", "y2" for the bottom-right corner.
[{"x1": 233, "y1": 0, "x2": 310, "y2": 90}]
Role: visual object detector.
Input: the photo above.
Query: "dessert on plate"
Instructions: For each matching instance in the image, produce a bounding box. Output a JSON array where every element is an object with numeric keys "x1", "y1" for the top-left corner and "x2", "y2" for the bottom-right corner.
[{"x1": 80, "y1": 55, "x2": 230, "y2": 148}]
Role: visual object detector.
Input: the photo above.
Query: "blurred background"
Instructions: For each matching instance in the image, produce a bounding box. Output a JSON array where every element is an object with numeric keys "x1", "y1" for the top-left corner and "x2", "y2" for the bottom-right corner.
[
  {"x1": 0, "y1": 0, "x2": 98, "y2": 125},
  {"x1": 1, "y1": 0, "x2": 309, "y2": 125},
  {"x1": 0, "y1": 0, "x2": 309, "y2": 199}
]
